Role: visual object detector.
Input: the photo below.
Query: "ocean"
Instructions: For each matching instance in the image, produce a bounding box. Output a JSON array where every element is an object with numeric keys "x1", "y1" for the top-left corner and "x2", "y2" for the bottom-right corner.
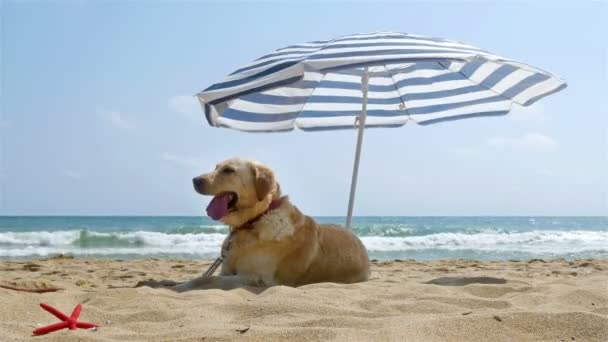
[{"x1": 0, "y1": 216, "x2": 606, "y2": 261}]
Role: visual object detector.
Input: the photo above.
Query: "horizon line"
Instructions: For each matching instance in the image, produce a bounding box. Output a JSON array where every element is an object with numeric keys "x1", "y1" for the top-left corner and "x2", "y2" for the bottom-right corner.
[{"x1": 1, "y1": 214, "x2": 606, "y2": 218}]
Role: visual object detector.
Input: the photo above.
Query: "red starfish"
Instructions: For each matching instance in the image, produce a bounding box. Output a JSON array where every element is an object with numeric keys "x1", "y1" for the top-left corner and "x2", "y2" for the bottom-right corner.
[{"x1": 33, "y1": 303, "x2": 100, "y2": 335}]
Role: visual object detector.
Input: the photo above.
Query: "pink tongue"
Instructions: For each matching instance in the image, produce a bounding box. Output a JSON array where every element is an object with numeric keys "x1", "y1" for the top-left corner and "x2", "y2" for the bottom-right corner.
[{"x1": 206, "y1": 194, "x2": 231, "y2": 220}]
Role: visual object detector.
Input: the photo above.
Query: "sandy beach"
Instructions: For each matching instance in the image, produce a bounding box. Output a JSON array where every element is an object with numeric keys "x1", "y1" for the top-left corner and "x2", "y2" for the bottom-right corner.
[{"x1": 0, "y1": 257, "x2": 606, "y2": 341}]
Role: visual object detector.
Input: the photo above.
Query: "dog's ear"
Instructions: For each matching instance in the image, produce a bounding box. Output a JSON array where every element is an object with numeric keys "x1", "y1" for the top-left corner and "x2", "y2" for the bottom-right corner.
[{"x1": 251, "y1": 163, "x2": 275, "y2": 201}]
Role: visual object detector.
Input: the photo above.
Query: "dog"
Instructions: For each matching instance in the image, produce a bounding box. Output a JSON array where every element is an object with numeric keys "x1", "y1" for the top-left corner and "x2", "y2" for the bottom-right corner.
[{"x1": 139, "y1": 158, "x2": 370, "y2": 292}]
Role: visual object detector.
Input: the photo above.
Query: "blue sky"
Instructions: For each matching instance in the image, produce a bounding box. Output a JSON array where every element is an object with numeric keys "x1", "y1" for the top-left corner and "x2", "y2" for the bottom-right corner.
[{"x1": 1, "y1": 0, "x2": 606, "y2": 216}]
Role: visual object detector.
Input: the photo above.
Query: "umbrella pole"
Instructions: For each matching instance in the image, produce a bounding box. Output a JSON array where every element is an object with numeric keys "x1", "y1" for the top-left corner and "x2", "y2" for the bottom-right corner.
[{"x1": 346, "y1": 67, "x2": 369, "y2": 229}]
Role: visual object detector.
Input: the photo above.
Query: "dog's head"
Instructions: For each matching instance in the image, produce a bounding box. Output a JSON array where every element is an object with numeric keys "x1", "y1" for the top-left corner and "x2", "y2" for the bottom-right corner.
[{"x1": 192, "y1": 158, "x2": 280, "y2": 227}]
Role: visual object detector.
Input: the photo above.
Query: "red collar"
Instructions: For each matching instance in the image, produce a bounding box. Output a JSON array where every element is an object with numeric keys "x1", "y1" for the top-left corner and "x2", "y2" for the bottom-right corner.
[{"x1": 235, "y1": 198, "x2": 283, "y2": 230}]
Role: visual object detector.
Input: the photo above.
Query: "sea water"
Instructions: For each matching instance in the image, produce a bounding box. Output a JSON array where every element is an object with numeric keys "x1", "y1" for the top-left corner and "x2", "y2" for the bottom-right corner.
[{"x1": 0, "y1": 216, "x2": 606, "y2": 260}]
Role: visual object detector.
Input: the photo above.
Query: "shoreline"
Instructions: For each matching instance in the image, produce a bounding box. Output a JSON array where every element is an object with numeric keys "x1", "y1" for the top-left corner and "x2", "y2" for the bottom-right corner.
[
  {"x1": 1, "y1": 257, "x2": 607, "y2": 341},
  {"x1": 2, "y1": 255, "x2": 608, "y2": 261}
]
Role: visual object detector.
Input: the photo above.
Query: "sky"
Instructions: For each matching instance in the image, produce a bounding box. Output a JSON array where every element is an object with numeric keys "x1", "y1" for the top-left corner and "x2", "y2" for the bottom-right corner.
[{"x1": 1, "y1": 0, "x2": 607, "y2": 216}]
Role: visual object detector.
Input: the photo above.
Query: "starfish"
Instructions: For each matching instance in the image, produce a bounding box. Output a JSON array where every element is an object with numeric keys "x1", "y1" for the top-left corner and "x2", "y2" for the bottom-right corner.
[{"x1": 33, "y1": 303, "x2": 100, "y2": 335}]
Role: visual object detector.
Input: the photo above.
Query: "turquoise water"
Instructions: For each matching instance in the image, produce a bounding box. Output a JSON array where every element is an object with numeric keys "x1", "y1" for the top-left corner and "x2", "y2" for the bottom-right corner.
[{"x1": 0, "y1": 216, "x2": 606, "y2": 260}]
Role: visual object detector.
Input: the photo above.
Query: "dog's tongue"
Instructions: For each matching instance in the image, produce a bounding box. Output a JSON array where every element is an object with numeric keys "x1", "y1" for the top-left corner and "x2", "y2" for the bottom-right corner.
[{"x1": 206, "y1": 194, "x2": 231, "y2": 220}]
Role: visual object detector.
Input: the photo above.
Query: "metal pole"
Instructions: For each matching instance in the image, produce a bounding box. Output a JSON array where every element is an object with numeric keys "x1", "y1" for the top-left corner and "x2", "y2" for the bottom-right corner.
[{"x1": 346, "y1": 67, "x2": 369, "y2": 229}]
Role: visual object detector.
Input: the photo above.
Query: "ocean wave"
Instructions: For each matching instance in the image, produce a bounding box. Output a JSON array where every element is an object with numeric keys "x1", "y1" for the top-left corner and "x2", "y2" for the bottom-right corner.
[
  {"x1": 0, "y1": 230, "x2": 226, "y2": 249},
  {"x1": 1, "y1": 229, "x2": 607, "y2": 259},
  {"x1": 163, "y1": 225, "x2": 228, "y2": 235},
  {"x1": 0, "y1": 246, "x2": 223, "y2": 258},
  {"x1": 361, "y1": 230, "x2": 608, "y2": 253}
]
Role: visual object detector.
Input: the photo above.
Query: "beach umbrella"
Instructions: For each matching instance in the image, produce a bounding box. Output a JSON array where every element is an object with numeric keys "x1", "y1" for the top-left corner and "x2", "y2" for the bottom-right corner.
[{"x1": 197, "y1": 32, "x2": 566, "y2": 229}]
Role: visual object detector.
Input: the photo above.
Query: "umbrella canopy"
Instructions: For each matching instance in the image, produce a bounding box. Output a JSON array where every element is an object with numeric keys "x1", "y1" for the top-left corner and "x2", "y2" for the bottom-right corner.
[
  {"x1": 198, "y1": 32, "x2": 566, "y2": 131},
  {"x1": 197, "y1": 31, "x2": 566, "y2": 228}
]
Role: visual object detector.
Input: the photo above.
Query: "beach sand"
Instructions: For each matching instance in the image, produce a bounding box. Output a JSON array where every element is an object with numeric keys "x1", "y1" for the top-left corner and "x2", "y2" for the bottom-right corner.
[{"x1": 1, "y1": 257, "x2": 607, "y2": 341}]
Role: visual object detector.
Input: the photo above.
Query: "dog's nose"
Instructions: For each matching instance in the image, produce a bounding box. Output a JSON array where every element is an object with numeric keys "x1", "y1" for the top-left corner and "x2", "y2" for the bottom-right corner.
[{"x1": 192, "y1": 176, "x2": 208, "y2": 194}]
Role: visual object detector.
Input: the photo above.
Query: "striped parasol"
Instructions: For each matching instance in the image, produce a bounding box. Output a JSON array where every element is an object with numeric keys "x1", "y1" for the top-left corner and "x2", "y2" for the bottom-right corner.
[{"x1": 197, "y1": 31, "x2": 566, "y2": 228}]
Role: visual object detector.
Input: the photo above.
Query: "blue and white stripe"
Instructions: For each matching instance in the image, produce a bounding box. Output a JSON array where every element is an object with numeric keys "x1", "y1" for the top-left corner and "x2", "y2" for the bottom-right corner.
[{"x1": 198, "y1": 32, "x2": 566, "y2": 132}]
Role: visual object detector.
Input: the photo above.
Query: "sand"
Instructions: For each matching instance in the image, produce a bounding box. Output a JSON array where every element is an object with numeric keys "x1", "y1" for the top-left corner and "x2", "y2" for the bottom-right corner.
[{"x1": 1, "y1": 257, "x2": 607, "y2": 341}]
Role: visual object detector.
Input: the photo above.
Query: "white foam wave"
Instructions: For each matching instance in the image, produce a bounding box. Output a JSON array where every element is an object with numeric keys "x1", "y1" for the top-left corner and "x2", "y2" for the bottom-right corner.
[
  {"x1": 0, "y1": 230, "x2": 227, "y2": 257},
  {"x1": 0, "y1": 230, "x2": 607, "y2": 258},
  {"x1": 0, "y1": 246, "x2": 222, "y2": 258},
  {"x1": 361, "y1": 230, "x2": 608, "y2": 253},
  {"x1": 0, "y1": 230, "x2": 81, "y2": 246}
]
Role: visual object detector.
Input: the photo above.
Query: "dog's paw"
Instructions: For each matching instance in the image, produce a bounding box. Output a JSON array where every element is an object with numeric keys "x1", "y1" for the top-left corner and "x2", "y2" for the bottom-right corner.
[{"x1": 135, "y1": 279, "x2": 180, "y2": 289}]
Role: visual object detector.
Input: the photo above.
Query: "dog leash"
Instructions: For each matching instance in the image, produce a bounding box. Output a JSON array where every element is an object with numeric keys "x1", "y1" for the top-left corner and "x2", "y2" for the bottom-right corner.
[
  {"x1": 203, "y1": 256, "x2": 223, "y2": 277},
  {"x1": 203, "y1": 232, "x2": 233, "y2": 277}
]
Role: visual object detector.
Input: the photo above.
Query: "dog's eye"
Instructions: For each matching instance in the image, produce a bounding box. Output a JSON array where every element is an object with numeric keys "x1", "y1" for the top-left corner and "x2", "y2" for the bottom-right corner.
[{"x1": 221, "y1": 167, "x2": 235, "y2": 174}]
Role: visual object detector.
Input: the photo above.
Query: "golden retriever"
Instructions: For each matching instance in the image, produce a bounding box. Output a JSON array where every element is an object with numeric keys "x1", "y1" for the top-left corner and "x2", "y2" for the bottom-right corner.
[{"x1": 140, "y1": 158, "x2": 370, "y2": 292}]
